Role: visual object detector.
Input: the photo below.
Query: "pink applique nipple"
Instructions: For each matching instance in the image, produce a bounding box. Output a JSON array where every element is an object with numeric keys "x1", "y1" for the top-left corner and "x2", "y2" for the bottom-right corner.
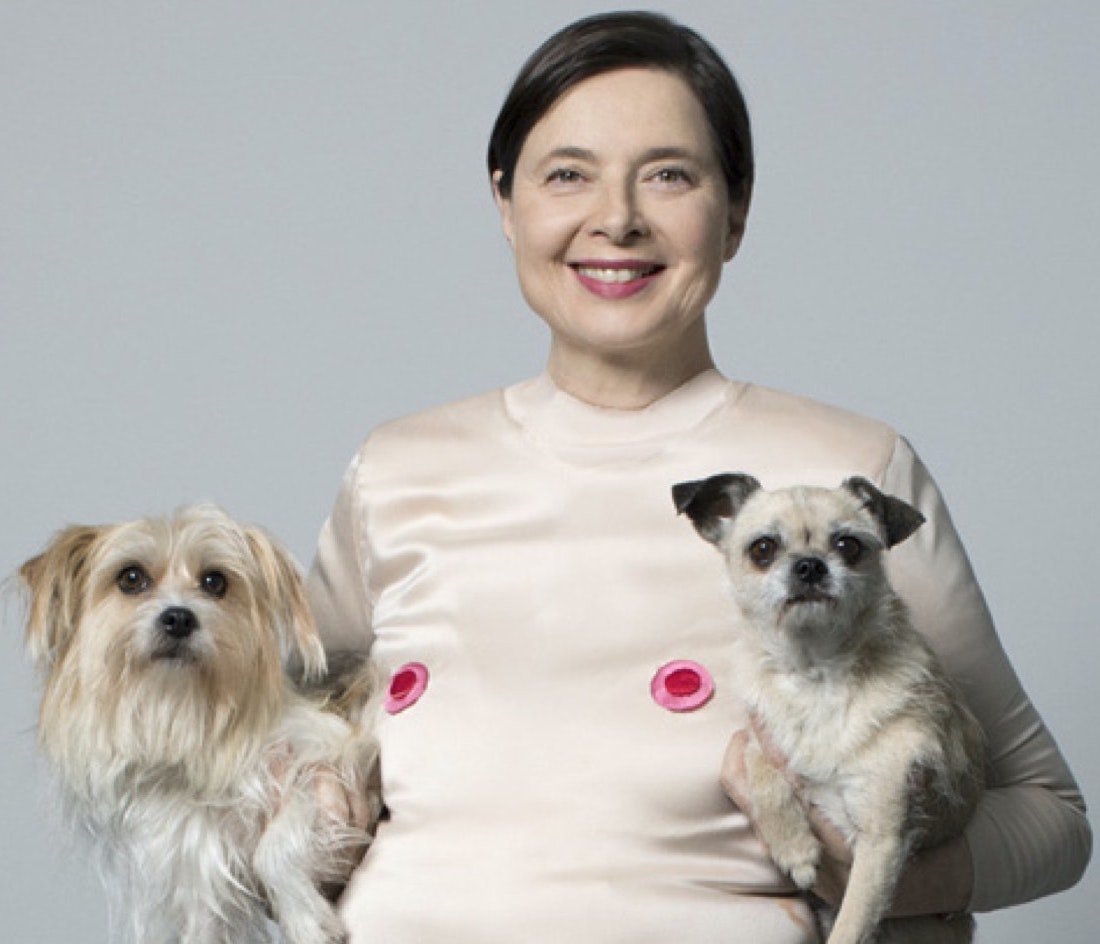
[
  {"x1": 385, "y1": 662, "x2": 429, "y2": 714},
  {"x1": 651, "y1": 660, "x2": 714, "y2": 712}
]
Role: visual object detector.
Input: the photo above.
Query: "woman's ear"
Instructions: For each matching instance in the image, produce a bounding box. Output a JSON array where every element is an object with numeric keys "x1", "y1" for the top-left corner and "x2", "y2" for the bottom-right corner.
[
  {"x1": 724, "y1": 200, "x2": 748, "y2": 262},
  {"x1": 492, "y1": 170, "x2": 515, "y2": 248}
]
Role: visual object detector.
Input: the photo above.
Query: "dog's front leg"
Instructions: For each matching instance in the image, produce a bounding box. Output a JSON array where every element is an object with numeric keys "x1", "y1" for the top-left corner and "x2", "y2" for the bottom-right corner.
[
  {"x1": 740, "y1": 734, "x2": 822, "y2": 890},
  {"x1": 824, "y1": 741, "x2": 920, "y2": 944},
  {"x1": 824, "y1": 829, "x2": 906, "y2": 944},
  {"x1": 254, "y1": 791, "x2": 349, "y2": 944}
]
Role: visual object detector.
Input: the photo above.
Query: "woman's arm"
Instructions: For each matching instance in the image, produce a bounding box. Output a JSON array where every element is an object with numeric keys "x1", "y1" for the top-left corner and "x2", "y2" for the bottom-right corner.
[
  {"x1": 300, "y1": 447, "x2": 379, "y2": 895},
  {"x1": 720, "y1": 437, "x2": 1089, "y2": 917},
  {"x1": 880, "y1": 438, "x2": 1090, "y2": 911},
  {"x1": 306, "y1": 447, "x2": 375, "y2": 656}
]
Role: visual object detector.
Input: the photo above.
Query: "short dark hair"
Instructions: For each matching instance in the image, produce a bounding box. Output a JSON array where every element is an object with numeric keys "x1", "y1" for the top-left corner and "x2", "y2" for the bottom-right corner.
[{"x1": 487, "y1": 11, "x2": 754, "y2": 207}]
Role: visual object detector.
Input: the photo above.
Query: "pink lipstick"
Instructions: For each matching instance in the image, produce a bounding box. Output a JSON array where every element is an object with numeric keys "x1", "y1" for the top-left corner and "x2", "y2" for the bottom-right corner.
[{"x1": 571, "y1": 259, "x2": 665, "y2": 300}]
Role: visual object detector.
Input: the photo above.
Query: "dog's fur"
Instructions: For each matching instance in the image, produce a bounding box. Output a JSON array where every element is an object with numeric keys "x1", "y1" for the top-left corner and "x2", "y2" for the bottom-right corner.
[
  {"x1": 673, "y1": 474, "x2": 985, "y2": 944},
  {"x1": 20, "y1": 505, "x2": 380, "y2": 944}
]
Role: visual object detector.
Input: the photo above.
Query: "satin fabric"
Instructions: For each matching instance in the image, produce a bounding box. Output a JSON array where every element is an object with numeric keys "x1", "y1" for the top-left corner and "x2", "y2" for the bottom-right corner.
[{"x1": 307, "y1": 371, "x2": 1087, "y2": 941}]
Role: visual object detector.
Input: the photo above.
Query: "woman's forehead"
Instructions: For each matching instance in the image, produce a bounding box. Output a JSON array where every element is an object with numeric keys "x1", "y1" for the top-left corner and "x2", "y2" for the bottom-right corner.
[{"x1": 520, "y1": 68, "x2": 716, "y2": 163}]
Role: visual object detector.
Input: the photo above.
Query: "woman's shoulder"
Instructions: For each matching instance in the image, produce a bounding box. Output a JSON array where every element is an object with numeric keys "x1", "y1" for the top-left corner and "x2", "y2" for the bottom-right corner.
[
  {"x1": 351, "y1": 386, "x2": 513, "y2": 466},
  {"x1": 719, "y1": 379, "x2": 904, "y2": 484},
  {"x1": 735, "y1": 380, "x2": 898, "y2": 439}
]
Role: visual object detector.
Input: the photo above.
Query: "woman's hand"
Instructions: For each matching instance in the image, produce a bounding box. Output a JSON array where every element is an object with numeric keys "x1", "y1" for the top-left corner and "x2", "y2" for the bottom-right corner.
[
  {"x1": 311, "y1": 763, "x2": 377, "y2": 901},
  {"x1": 720, "y1": 727, "x2": 854, "y2": 906},
  {"x1": 268, "y1": 749, "x2": 378, "y2": 901},
  {"x1": 720, "y1": 726, "x2": 974, "y2": 917},
  {"x1": 313, "y1": 761, "x2": 377, "y2": 838}
]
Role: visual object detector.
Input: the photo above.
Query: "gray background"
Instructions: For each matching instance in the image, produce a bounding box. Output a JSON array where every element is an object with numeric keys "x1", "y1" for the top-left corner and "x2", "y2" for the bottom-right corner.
[{"x1": 1, "y1": 1, "x2": 1095, "y2": 940}]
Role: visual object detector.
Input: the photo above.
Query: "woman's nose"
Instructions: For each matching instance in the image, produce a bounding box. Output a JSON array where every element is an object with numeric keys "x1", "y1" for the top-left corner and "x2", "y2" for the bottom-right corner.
[{"x1": 590, "y1": 182, "x2": 649, "y2": 243}]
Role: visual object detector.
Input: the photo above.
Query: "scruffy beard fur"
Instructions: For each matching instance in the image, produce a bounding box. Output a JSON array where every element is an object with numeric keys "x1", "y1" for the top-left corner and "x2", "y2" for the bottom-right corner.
[
  {"x1": 20, "y1": 505, "x2": 380, "y2": 944},
  {"x1": 674, "y1": 475, "x2": 986, "y2": 944}
]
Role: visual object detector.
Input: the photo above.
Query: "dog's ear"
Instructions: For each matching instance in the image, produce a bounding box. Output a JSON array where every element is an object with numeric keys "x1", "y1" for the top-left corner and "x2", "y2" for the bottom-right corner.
[
  {"x1": 20, "y1": 525, "x2": 104, "y2": 672},
  {"x1": 244, "y1": 527, "x2": 327, "y2": 681},
  {"x1": 672, "y1": 473, "x2": 762, "y2": 546},
  {"x1": 842, "y1": 477, "x2": 926, "y2": 548}
]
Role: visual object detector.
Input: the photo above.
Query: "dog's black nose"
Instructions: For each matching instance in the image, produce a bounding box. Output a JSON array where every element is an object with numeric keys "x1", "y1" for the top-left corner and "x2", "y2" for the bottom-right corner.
[
  {"x1": 158, "y1": 606, "x2": 198, "y2": 639},
  {"x1": 793, "y1": 557, "x2": 829, "y2": 585}
]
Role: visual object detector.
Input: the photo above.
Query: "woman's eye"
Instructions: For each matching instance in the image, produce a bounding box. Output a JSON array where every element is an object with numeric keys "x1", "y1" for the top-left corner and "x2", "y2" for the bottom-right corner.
[
  {"x1": 200, "y1": 570, "x2": 229, "y2": 598},
  {"x1": 117, "y1": 565, "x2": 151, "y2": 595},
  {"x1": 651, "y1": 166, "x2": 692, "y2": 186},
  {"x1": 747, "y1": 537, "x2": 779, "y2": 569},
  {"x1": 546, "y1": 167, "x2": 584, "y2": 185},
  {"x1": 833, "y1": 536, "x2": 864, "y2": 566}
]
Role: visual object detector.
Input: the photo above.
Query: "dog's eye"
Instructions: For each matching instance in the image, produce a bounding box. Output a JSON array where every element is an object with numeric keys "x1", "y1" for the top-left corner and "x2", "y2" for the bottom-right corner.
[
  {"x1": 200, "y1": 570, "x2": 229, "y2": 598},
  {"x1": 747, "y1": 537, "x2": 779, "y2": 569},
  {"x1": 833, "y1": 535, "x2": 864, "y2": 565},
  {"x1": 117, "y1": 565, "x2": 151, "y2": 595}
]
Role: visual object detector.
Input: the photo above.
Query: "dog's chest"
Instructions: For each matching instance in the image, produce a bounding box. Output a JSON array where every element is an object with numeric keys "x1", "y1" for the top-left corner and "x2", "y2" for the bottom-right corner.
[
  {"x1": 737, "y1": 657, "x2": 891, "y2": 779},
  {"x1": 119, "y1": 782, "x2": 266, "y2": 896},
  {"x1": 771, "y1": 679, "x2": 861, "y2": 761}
]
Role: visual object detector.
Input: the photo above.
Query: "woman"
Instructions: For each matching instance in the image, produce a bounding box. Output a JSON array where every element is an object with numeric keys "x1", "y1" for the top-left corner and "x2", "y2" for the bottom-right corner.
[{"x1": 308, "y1": 12, "x2": 1089, "y2": 942}]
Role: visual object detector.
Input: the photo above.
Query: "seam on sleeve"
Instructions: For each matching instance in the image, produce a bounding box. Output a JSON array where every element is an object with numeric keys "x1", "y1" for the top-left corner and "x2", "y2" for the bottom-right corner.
[{"x1": 348, "y1": 438, "x2": 377, "y2": 612}]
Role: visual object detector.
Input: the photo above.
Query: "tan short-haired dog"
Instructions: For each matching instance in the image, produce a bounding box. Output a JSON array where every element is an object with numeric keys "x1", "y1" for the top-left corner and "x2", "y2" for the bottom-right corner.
[
  {"x1": 20, "y1": 505, "x2": 379, "y2": 944},
  {"x1": 673, "y1": 474, "x2": 985, "y2": 944}
]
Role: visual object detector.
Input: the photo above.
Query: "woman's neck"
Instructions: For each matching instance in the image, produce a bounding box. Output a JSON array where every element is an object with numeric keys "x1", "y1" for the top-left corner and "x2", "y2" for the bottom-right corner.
[{"x1": 546, "y1": 336, "x2": 716, "y2": 410}]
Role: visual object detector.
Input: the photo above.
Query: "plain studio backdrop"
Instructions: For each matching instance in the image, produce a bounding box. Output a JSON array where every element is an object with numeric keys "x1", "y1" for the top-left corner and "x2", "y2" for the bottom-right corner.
[{"x1": 1, "y1": 2, "x2": 1095, "y2": 940}]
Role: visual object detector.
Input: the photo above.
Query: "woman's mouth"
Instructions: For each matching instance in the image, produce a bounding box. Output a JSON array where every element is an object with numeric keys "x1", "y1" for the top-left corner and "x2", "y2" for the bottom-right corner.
[{"x1": 571, "y1": 261, "x2": 665, "y2": 299}]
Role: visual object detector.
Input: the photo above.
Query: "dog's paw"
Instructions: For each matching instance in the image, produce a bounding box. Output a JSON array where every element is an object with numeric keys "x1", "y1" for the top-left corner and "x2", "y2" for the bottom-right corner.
[
  {"x1": 753, "y1": 812, "x2": 822, "y2": 890},
  {"x1": 768, "y1": 833, "x2": 821, "y2": 891},
  {"x1": 319, "y1": 910, "x2": 349, "y2": 944},
  {"x1": 787, "y1": 860, "x2": 819, "y2": 891},
  {"x1": 277, "y1": 909, "x2": 348, "y2": 944}
]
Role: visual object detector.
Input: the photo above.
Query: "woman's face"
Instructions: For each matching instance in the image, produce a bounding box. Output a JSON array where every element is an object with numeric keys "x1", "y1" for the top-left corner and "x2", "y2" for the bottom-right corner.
[{"x1": 495, "y1": 68, "x2": 744, "y2": 371}]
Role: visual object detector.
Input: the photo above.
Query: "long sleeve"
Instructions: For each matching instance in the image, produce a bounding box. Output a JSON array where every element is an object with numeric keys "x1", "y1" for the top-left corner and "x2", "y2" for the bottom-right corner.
[
  {"x1": 306, "y1": 447, "x2": 374, "y2": 656},
  {"x1": 879, "y1": 438, "x2": 1091, "y2": 912}
]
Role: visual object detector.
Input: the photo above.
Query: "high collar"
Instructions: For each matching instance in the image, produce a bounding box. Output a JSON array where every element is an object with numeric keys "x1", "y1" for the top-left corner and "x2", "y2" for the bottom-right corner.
[{"x1": 503, "y1": 369, "x2": 735, "y2": 464}]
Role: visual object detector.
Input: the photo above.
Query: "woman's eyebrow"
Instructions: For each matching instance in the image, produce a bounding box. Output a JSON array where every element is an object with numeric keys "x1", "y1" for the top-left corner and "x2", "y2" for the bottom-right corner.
[
  {"x1": 540, "y1": 145, "x2": 703, "y2": 164},
  {"x1": 540, "y1": 146, "x2": 597, "y2": 163},
  {"x1": 638, "y1": 146, "x2": 701, "y2": 163}
]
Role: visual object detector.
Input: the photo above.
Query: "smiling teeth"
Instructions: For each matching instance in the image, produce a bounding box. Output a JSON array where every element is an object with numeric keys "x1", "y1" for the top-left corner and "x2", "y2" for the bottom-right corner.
[{"x1": 577, "y1": 266, "x2": 657, "y2": 283}]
